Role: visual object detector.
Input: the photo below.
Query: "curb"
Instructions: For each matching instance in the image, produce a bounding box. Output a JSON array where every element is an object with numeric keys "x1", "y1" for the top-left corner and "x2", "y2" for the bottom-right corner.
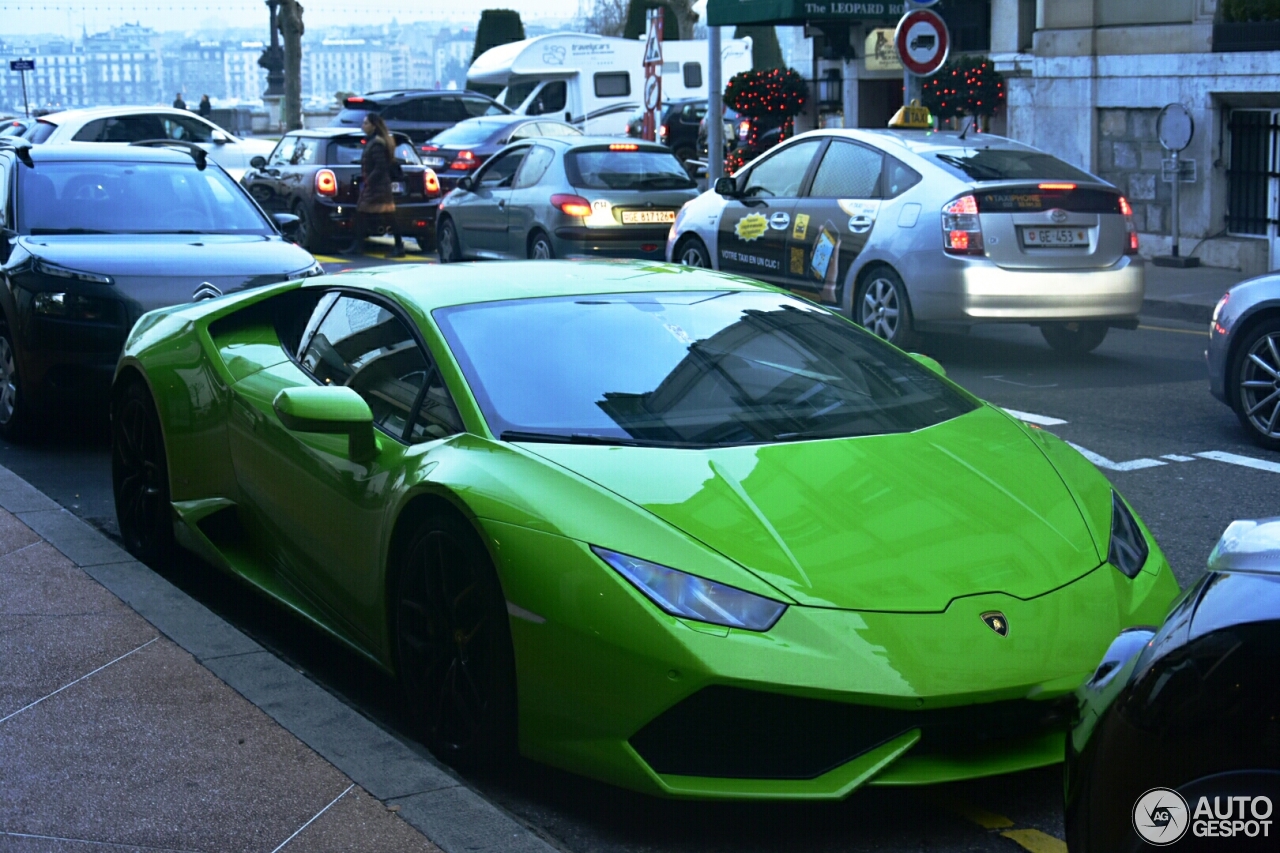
[
  {"x1": 1141, "y1": 298, "x2": 1213, "y2": 326},
  {"x1": 0, "y1": 464, "x2": 560, "y2": 853}
]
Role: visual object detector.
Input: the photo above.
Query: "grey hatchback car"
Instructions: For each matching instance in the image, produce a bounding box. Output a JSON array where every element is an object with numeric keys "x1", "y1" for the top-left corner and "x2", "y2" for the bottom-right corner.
[
  {"x1": 668, "y1": 129, "x2": 1144, "y2": 352},
  {"x1": 435, "y1": 136, "x2": 698, "y2": 263}
]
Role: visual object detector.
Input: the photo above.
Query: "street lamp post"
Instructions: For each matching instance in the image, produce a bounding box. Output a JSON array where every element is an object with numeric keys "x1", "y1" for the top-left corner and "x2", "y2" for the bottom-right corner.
[{"x1": 258, "y1": 0, "x2": 285, "y2": 130}]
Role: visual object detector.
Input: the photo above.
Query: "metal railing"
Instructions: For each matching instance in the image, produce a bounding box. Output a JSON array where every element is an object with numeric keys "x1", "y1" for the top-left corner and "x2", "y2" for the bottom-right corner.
[{"x1": 1226, "y1": 109, "x2": 1279, "y2": 236}]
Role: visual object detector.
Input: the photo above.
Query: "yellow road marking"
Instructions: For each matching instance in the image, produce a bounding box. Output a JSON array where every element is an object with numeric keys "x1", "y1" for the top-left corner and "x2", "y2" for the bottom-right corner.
[
  {"x1": 1000, "y1": 828, "x2": 1068, "y2": 853},
  {"x1": 1138, "y1": 324, "x2": 1207, "y2": 336},
  {"x1": 927, "y1": 794, "x2": 1015, "y2": 829},
  {"x1": 313, "y1": 255, "x2": 344, "y2": 263}
]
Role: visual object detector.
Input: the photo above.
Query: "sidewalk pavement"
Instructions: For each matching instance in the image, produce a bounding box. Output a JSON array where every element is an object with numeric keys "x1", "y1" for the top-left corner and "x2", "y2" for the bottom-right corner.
[
  {"x1": 0, "y1": 465, "x2": 557, "y2": 853},
  {"x1": 1142, "y1": 261, "x2": 1256, "y2": 325}
]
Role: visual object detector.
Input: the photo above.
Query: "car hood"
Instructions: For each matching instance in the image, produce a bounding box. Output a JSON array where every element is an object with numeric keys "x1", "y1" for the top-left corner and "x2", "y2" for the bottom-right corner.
[{"x1": 520, "y1": 405, "x2": 1102, "y2": 612}]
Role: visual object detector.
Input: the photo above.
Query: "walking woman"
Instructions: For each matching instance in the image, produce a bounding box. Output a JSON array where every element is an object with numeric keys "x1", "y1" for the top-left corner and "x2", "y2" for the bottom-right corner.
[{"x1": 343, "y1": 112, "x2": 405, "y2": 258}]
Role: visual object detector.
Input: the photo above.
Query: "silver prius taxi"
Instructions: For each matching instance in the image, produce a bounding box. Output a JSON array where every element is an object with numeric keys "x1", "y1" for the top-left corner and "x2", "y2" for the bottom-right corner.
[{"x1": 667, "y1": 129, "x2": 1144, "y2": 352}]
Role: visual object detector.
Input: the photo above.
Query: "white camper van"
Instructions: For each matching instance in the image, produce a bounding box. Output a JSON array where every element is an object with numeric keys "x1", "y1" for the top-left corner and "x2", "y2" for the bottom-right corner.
[{"x1": 467, "y1": 33, "x2": 752, "y2": 135}]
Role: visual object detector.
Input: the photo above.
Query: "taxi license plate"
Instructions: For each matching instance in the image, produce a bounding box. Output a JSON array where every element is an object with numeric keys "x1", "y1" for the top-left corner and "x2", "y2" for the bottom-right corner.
[
  {"x1": 391, "y1": 181, "x2": 405, "y2": 194},
  {"x1": 622, "y1": 210, "x2": 676, "y2": 224},
  {"x1": 1021, "y1": 226, "x2": 1088, "y2": 247},
  {"x1": 422, "y1": 156, "x2": 445, "y2": 167}
]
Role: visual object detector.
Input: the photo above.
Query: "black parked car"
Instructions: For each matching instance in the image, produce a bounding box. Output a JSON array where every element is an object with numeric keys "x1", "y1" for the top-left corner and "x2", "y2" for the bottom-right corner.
[
  {"x1": 0, "y1": 139, "x2": 319, "y2": 438},
  {"x1": 331, "y1": 90, "x2": 510, "y2": 147},
  {"x1": 241, "y1": 128, "x2": 442, "y2": 254},
  {"x1": 419, "y1": 115, "x2": 580, "y2": 194},
  {"x1": 1065, "y1": 516, "x2": 1280, "y2": 852}
]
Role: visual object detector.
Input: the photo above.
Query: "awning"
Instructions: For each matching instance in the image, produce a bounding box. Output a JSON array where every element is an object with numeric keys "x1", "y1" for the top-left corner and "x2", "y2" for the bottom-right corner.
[{"x1": 706, "y1": 0, "x2": 907, "y2": 27}]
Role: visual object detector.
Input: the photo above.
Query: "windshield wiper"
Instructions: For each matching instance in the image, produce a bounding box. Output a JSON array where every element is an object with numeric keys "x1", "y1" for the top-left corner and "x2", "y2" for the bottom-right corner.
[{"x1": 500, "y1": 430, "x2": 691, "y2": 447}]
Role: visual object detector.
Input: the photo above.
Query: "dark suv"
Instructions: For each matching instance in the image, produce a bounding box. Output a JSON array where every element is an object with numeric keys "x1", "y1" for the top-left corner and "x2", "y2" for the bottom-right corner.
[{"x1": 332, "y1": 90, "x2": 511, "y2": 148}]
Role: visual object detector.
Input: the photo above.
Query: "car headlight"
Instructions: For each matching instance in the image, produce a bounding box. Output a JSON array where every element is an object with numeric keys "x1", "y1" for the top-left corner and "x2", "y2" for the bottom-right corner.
[
  {"x1": 592, "y1": 546, "x2": 786, "y2": 631},
  {"x1": 1108, "y1": 491, "x2": 1149, "y2": 578},
  {"x1": 34, "y1": 259, "x2": 113, "y2": 285},
  {"x1": 299, "y1": 262, "x2": 325, "y2": 278}
]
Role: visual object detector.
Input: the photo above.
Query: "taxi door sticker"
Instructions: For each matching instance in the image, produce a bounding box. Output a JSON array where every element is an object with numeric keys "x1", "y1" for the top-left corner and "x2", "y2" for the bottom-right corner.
[
  {"x1": 792, "y1": 213, "x2": 810, "y2": 241},
  {"x1": 734, "y1": 213, "x2": 769, "y2": 241},
  {"x1": 837, "y1": 199, "x2": 880, "y2": 234},
  {"x1": 809, "y1": 219, "x2": 843, "y2": 303},
  {"x1": 789, "y1": 247, "x2": 804, "y2": 275}
]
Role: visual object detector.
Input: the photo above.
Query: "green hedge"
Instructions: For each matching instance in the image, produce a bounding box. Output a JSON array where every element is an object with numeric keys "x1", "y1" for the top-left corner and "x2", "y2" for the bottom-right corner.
[{"x1": 1221, "y1": 0, "x2": 1280, "y2": 22}]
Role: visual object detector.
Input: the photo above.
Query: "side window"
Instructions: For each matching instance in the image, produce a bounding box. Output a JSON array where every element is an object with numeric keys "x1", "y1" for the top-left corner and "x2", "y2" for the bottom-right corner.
[
  {"x1": 682, "y1": 62, "x2": 703, "y2": 89},
  {"x1": 393, "y1": 141, "x2": 419, "y2": 164},
  {"x1": 268, "y1": 136, "x2": 298, "y2": 167},
  {"x1": 883, "y1": 156, "x2": 922, "y2": 198},
  {"x1": 0, "y1": 161, "x2": 7, "y2": 230},
  {"x1": 477, "y1": 148, "x2": 527, "y2": 187},
  {"x1": 594, "y1": 72, "x2": 630, "y2": 98},
  {"x1": 808, "y1": 141, "x2": 883, "y2": 199},
  {"x1": 741, "y1": 139, "x2": 822, "y2": 199},
  {"x1": 380, "y1": 104, "x2": 407, "y2": 122},
  {"x1": 462, "y1": 97, "x2": 503, "y2": 117},
  {"x1": 72, "y1": 119, "x2": 107, "y2": 141},
  {"x1": 513, "y1": 145, "x2": 555, "y2": 189},
  {"x1": 164, "y1": 115, "x2": 213, "y2": 143},
  {"x1": 509, "y1": 121, "x2": 537, "y2": 141},
  {"x1": 680, "y1": 103, "x2": 706, "y2": 124},
  {"x1": 529, "y1": 81, "x2": 566, "y2": 116},
  {"x1": 93, "y1": 115, "x2": 166, "y2": 142},
  {"x1": 539, "y1": 121, "x2": 579, "y2": 137},
  {"x1": 290, "y1": 139, "x2": 320, "y2": 165},
  {"x1": 300, "y1": 295, "x2": 462, "y2": 442}
]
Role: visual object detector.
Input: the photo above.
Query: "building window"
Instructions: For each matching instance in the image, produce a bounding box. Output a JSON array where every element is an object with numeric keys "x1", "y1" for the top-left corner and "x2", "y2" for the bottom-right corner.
[
  {"x1": 938, "y1": 0, "x2": 991, "y2": 53},
  {"x1": 1226, "y1": 109, "x2": 1279, "y2": 237}
]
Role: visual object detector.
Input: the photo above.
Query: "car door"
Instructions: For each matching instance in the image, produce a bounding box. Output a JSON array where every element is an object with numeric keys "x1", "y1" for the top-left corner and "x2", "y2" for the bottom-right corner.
[
  {"x1": 715, "y1": 138, "x2": 822, "y2": 286},
  {"x1": 504, "y1": 144, "x2": 558, "y2": 257},
  {"x1": 244, "y1": 135, "x2": 298, "y2": 212},
  {"x1": 446, "y1": 146, "x2": 528, "y2": 257},
  {"x1": 228, "y1": 292, "x2": 465, "y2": 643},
  {"x1": 784, "y1": 139, "x2": 885, "y2": 307}
]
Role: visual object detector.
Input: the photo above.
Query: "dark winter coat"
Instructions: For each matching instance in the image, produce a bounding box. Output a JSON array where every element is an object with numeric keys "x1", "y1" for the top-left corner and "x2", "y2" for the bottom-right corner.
[{"x1": 357, "y1": 135, "x2": 396, "y2": 214}]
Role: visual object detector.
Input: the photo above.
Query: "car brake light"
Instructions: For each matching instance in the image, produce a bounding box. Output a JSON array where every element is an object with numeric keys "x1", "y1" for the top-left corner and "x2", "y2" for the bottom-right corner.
[
  {"x1": 941, "y1": 194, "x2": 983, "y2": 255},
  {"x1": 347, "y1": 96, "x2": 365, "y2": 104},
  {"x1": 1118, "y1": 195, "x2": 1139, "y2": 255},
  {"x1": 315, "y1": 169, "x2": 337, "y2": 197},
  {"x1": 424, "y1": 168, "x2": 440, "y2": 195},
  {"x1": 449, "y1": 150, "x2": 476, "y2": 170},
  {"x1": 610, "y1": 143, "x2": 639, "y2": 151},
  {"x1": 421, "y1": 144, "x2": 438, "y2": 153},
  {"x1": 659, "y1": 125, "x2": 668, "y2": 138},
  {"x1": 552, "y1": 193, "x2": 593, "y2": 217},
  {"x1": 1038, "y1": 182, "x2": 1076, "y2": 191}
]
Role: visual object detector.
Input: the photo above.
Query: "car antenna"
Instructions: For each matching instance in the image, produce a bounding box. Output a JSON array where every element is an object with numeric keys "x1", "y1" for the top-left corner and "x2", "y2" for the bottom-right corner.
[{"x1": 958, "y1": 116, "x2": 974, "y2": 140}]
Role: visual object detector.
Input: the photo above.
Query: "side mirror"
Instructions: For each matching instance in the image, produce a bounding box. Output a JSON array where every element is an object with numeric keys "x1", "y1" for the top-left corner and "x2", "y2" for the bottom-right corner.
[
  {"x1": 909, "y1": 353, "x2": 946, "y2": 376},
  {"x1": 713, "y1": 176, "x2": 738, "y2": 197},
  {"x1": 456, "y1": 176, "x2": 474, "y2": 192},
  {"x1": 273, "y1": 386, "x2": 377, "y2": 463},
  {"x1": 0, "y1": 227, "x2": 15, "y2": 263},
  {"x1": 211, "y1": 130, "x2": 230, "y2": 144},
  {"x1": 250, "y1": 155, "x2": 267, "y2": 169},
  {"x1": 564, "y1": 111, "x2": 572, "y2": 122},
  {"x1": 271, "y1": 212, "x2": 301, "y2": 239},
  {"x1": 1207, "y1": 517, "x2": 1280, "y2": 571}
]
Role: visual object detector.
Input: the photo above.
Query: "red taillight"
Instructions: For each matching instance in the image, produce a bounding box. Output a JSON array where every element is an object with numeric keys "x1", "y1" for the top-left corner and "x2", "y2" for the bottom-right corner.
[
  {"x1": 552, "y1": 193, "x2": 593, "y2": 217},
  {"x1": 424, "y1": 168, "x2": 440, "y2": 195},
  {"x1": 347, "y1": 96, "x2": 365, "y2": 104},
  {"x1": 1118, "y1": 196, "x2": 1133, "y2": 217},
  {"x1": 449, "y1": 150, "x2": 477, "y2": 170},
  {"x1": 315, "y1": 169, "x2": 337, "y2": 197},
  {"x1": 659, "y1": 125, "x2": 668, "y2": 138},
  {"x1": 609, "y1": 143, "x2": 639, "y2": 151},
  {"x1": 421, "y1": 144, "x2": 438, "y2": 153},
  {"x1": 1038, "y1": 182, "x2": 1077, "y2": 191},
  {"x1": 941, "y1": 194, "x2": 983, "y2": 255},
  {"x1": 1119, "y1": 194, "x2": 1138, "y2": 255}
]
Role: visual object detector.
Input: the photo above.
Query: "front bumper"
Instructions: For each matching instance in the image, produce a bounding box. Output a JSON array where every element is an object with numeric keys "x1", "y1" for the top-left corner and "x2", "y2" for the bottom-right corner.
[{"x1": 487, "y1": 520, "x2": 1180, "y2": 799}]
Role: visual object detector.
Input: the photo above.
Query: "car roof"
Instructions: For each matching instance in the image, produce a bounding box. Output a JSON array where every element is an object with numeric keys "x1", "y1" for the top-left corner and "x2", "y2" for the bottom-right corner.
[
  {"x1": 311, "y1": 260, "x2": 767, "y2": 312},
  {"x1": 350, "y1": 89, "x2": 498, "y2": 104},
  {"x1": 13, "y1": 141, "x2": 206, "y2": 165},
  {"x1": 33, "y1": 105, "x2": 217, "y2": 126},
  {"x1": 788, "y1": 127, "x2": 1035, "y2": 156},
  {"x1": 284, "y1": 127, "x2": 409, "y2": 139},
  {"x1": 529, "y1": 135, "x2": 670, "y2": 150}
]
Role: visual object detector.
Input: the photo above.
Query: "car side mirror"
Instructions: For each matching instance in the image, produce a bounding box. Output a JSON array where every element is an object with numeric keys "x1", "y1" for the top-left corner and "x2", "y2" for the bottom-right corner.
[
  {"x1": 250, "y1": 155, "x2": 267, "y2": 169},
  {"x1": 1208, "y1": 517, "x2": 1280, "y2": 571},
  {"x1": 564, "y1": 111, "x2": 572, "y2": 122},
  {"x1": 0, "y1": 227, "x2": 15, "y2": 263},
  {"x1": 909, "y1": 353, "x2": 946, "y2": 376},
  {"x1": 273, "y1": 386, "x2": 377, "y2": 463},
  {"x1": 713, "y1": 176, "x2": 738, "y2": 197},
  {"x1": 211, "y1": 130, "x2": 230, "y2": 144},
  {"x1": 456, "y1": 176, "x2": 474, "y2": 192},
  {"x1": 271, "y1": 213, "x2": 301, "y2": 240}
]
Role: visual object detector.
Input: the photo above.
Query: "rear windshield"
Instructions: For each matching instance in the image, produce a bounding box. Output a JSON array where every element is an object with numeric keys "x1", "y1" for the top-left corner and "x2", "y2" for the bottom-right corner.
[
  {"x1": 932, "y1": 147, "x2": 1096, "y2": 184},
  {"x1": 335, "y1": 107, "x2": 373, "y2": 124},
  {"x1": 434, "y1": 290, "x2": 976, "y2": 447},
  {"x1": 18, "y1": 161, "x2": 271, "y2": 235},
  {"x1": 566, "y1": 148, "x2": 696, "y2": 190},
  {"x1": 329, "y1": 138, "x2": 421, "y2": 165},
  {"x1": 430, "y1": 122, "x2": 499, "y2": 147}
]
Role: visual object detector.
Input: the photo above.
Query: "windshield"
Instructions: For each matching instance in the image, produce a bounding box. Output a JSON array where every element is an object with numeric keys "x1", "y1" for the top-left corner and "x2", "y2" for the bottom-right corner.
[
  {"x1": 18, "y1": 161, "x2": 272, "y2": 235},
  {"x1": 932, "y1": 147, "x2": 1096, "y2": 184},
  {"x1": 503, "y1": 80, "x2": 539, "y2": 109},
  {"x1": 430, "y1": 122, "x2": 499, "y2": 147},
  {"x1": 566, "y1": 149, "x2": 696, "y2": 190},
  {"x1": 435, "y1": 291, "x2": 976, "y2": 447}
]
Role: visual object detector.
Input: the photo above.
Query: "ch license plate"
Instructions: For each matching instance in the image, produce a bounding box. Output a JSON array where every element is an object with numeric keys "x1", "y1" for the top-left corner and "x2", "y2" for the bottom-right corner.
[
  {"x1": 1021, "y1": 226, "x2": 1088, "y2": 247},
  {"x1": 391, "y1": 181, "x2": 405, "y2": 194},
  {"x1": 422, "y1": 156, "x2": 445, "y2": 167},
  {"x1": 622, "y1": 210, "x2": 676, "y2": 224}
]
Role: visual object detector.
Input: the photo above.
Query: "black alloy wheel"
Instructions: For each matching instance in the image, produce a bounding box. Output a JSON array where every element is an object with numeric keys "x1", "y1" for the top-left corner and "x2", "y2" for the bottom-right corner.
[
  {"x1": 0, "y1": 321, "x2": 31, "y2": 442},
  {"x1": 676, "y1": 236, "x2": 710, "y2": 268},
  {"x1": 437, "y1": 217, "x2": 461, "y2": 263},
  {"x1": 857, "y1": 267, "x2": 916, "y2": 349},
  {"x1": 528, "y1": 231, "x2": 554, "y2": 260},
  {"x1": 395, "y1": 511, "x2": 516, "y2": 768},
  {"x1": 112, "y1": 379, "x2": 174, "y2": 564},
  {"x1": 1040, "y1": 321, "x2": 1109, "y2": 354},
  {"x1": 1232, "y1": 317, "x2": 1280, "y2": 450},
  {"x1": 293, "y1": 202, "x2": 327, "y2": 254}
]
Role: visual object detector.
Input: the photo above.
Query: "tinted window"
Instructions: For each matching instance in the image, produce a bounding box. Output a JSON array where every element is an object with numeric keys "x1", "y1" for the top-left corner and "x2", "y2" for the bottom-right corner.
[
  {"x1": 435, "y1": 291, "x2": 976, "y2": 446},
  {"x1": 883, "y1": 156, "x2": 921, "y2": 198},
  {"x1": 594, "y1": 72, "x2": 630, "y2": 97},
  {"x1": 0, "y1": 161, "x2": 7, "y2": 229},
  {"x1": 683, "y1": 63, "x2": 703, "y2": 89},
  {"x1": 301, "y1": 296, "x2": 462, "y2": 442},
  {"x1": 335, "y1": 107, "x2": 372, "y2": 125},
  {"x1": 432, "y1": 98, "x2": 470, "y2": 124},
  {"x1": 477, "y1": 148, "x2": 526, "y2": 187},
  {"x1": 94, "y1": 114, "x2": 168, "y2": 142},
  {"x1": 431, "y1": 121, "x2": 499, "y2": 146},
  {"x1": 27, "y1": 121, "x2": 56, "y2": 143},
  {"x1": 932, "y1": 147, "x2": 1096, "y2": 183},
  {"x1": 565, "y1": 148, "x2": 695, "y2": 190},
  {"x1": 461, "y1": 96, "x2": 507, "y2": 117},
  {"x1": 19, "y1": 161, "x2": 271, "y2": 235},
  {"x1": 528, "y1": 81, "x2": 566, "y2": 116},
  {"x1": 72, "y1": 119, "x2": 107, "y2": 142},
  {"x1": 742, "y1": 139, "x2": 821, "y2": 198},
  {"x1": 808, "y1": 141, "x2": 882, "y2": 199},
  {"x1": 513, "y1": 145, "x2": 555, "y2": 189},
  {"x1": 678, "y1": 102, "x2": 707, "y2": 124}
]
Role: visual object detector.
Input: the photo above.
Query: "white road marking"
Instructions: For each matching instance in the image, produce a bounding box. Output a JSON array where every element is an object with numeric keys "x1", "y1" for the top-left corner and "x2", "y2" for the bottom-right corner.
[
  {"x1": 984, "y1": 375, "x2": 1059, "y2": 388},
  {"x1": 1002, "y1": 408, "x2": 1069, "y2": 426},
  {"x1": 1195, "y1": 450, "x2": 1280, "y2": 474},
  {"x1": 1160, "y1": 454, "x2": 1197, "y2": 462},
  {"x1": 1066, "y1": 442, "x2": 1166, "y2": 471}
]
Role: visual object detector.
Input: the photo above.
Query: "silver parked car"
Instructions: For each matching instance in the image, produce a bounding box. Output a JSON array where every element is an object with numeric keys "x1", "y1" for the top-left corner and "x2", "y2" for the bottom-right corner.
[
  {"x1": 436, "y1": 136, "x2": 699, "y2": 263},
  {"x1": 667, "y1": 129, "x2": 1144, "y2": 352},
  {"x1": 1208, "y1": 274, "x2": 1280, "y2": 449}
]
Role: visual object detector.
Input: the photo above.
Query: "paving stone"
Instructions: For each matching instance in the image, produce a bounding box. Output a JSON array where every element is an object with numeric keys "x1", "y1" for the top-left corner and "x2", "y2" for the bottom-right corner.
[
  {"x1": 394, "y1": 786, "x2": 559, "y2": 853},
  {"x1": 275, "y1": 786, "x2": 443, "y2": 852},
  {"x1": 15, "y1": 509, "x2": 132, "y2": 568},
  {"x1": 0, "y1": 511, "x2": 39, "y2": 556},
  {"x1": 0, "y1": 833, "x2": 197, "y2": 852}
]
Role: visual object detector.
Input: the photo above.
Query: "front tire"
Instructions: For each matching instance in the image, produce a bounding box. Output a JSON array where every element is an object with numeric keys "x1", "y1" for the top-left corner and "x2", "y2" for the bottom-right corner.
[
  {"x1": 1231, "y1": 317, "x2": 1280, "y2": 450},
  {"x1": 394, "y1": 510, "x2": 516, "y2": 769},
  {"x1": 112, "y1": 378, "x2": 174, "y2": 564},
  {"x1": 528, "y1": 230, "x2": 554, "y2": 260},
  {"x1": 293, "y1": 202, "x2": 329, "y2": 254},
  {"x1": 437, "y1": 217, "x2": 461, "y2": 263},
  {"x1": 675, "y1": 235, "x2": 710, "y2": 267},
  {"x1": 1041, "y1": 322, "x2": 1108, "y2": 354},
  {"x1": 856, "y1": 267, "x2": 916, "y2": 348},
  {"x1": 0, "y1": 321, "x2": 33, "y2": 442}
]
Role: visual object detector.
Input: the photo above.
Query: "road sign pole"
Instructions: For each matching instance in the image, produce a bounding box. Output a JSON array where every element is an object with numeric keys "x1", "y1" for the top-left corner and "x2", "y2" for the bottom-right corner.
[
  {"x1": 707, "y1": 25, "x2": 724, "y2": 182},
  {"x1": 1170, "y1": 148, "x2": 1181, "y2": 258},
  {"x1": 20, "y1": 69, "x2": 29, "y2": 117}
]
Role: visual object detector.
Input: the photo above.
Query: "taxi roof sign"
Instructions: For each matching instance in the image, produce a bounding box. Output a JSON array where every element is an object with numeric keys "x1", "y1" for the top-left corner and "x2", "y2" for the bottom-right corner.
[{"x1": 889, "y1": 101, "x2": 933, "y2": 129}]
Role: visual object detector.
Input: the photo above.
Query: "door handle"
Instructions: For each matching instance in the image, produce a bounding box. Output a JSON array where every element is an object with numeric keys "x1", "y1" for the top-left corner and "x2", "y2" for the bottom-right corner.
[{"x1": 497, "y1": 200, "x2": 506, "y2": 209}]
